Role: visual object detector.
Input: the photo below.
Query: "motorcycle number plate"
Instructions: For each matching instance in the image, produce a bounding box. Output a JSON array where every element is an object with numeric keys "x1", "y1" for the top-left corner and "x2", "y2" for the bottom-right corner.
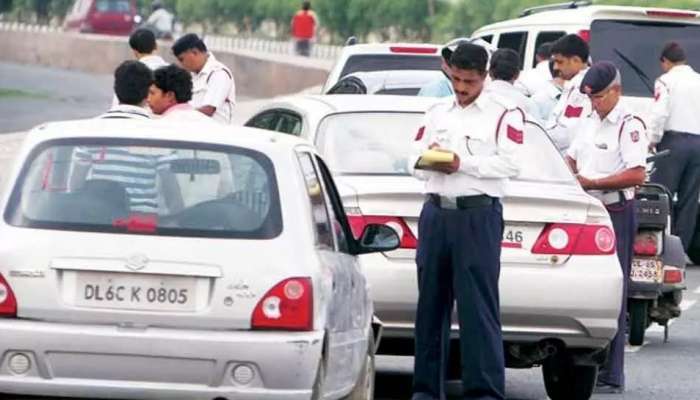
[{"x1": 630, "y1": 258, "x2": 663, "y2": 283}]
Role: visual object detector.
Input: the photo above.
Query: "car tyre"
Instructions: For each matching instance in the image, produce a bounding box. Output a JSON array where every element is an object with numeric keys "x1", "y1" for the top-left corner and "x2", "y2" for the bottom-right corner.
[
  {"x1": 343, "y1": 333, "x2": 376, "y2": 400},
  {"x1": 629, "y1": 299, "x2": 648, "y2": 346},
  {"x1": 542, "y1": 351, "x2": 597, "y2": 400}
]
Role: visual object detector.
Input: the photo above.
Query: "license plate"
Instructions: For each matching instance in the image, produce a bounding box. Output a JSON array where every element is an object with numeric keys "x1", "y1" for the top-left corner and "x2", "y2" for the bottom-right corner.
[
  {"x1": 75, "y1": 272, "x2": 197, "y2": 312},
  {"x1": 630, "y1": 258, "x2": 663, "y2": 283}
]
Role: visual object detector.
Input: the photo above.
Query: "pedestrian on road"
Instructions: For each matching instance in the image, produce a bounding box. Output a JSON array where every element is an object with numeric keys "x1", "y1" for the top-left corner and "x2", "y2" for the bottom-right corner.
[
  {"x1": 409, "y1": 42, "x2": 524, "y2": 400},
  {"x1": 111, "y1": 29, "x2": 168, "y2": 107},
  {"x1": 546, "y1": 34, "x2": 591, "y2": 152},
  {"x1": 566, "y1": 61, "x2": 648, "y2": 394},
  {"x1": 148, "y1": 64, "x2": 212, "y2": 124},
  {"x1": 145, "y1": 0, "x2": 174, "y2": 39},
  {"x1": 172, "y1": 33, "x2": 236, "y2": 125},
  {"x1": 291, "y1": 1, "x2": 317, "y2": 57},
  {"x1": 486, "y1": 48, "x2": 540, "y2": 121},
  {"x1": 516, "y1": 41, "x2": 553, "y2": 97},
  {"x1": 102, "y1": 60, "x2": 153, "y2": 121},
  {"x1": 649, "y1": 42, "x2": 700, "y2": 253}
]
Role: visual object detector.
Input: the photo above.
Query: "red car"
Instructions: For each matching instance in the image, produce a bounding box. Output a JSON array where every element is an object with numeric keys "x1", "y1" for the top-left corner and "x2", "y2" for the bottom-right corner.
[{"x1": 64, "y1": 0, "x2": 138, "y2": 36}]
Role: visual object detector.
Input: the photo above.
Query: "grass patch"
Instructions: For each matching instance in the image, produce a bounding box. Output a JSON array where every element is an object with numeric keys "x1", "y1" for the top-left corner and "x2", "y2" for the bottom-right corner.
[{"x1": 0, "y1": 88, "x2": 49, "y2": 99}]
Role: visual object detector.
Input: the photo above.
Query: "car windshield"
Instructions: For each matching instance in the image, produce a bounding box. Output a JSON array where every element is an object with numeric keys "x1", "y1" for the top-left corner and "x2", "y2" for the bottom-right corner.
[
  {"x1": 4, "y1": 138, "x2": 282, "y2": 239},
  {"x1": 315, "y1": 112, "x2": 575, "y2": 184},
  {"x1": 339, "y1": 54, "x2": 442, "y2": 79},
  {"x1": 95, "y1": 0, "x2": 131, "y2": 13},
  {"x1": 590, "y1": 19, "x2": 700, "y2": 97}
]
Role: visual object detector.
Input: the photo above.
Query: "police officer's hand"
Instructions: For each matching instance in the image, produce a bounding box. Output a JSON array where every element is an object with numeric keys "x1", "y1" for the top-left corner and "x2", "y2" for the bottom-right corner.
[
  {"x1": 428, "y1": 146, "x2": 460, "y2": 174},
  {"x1": 576, "y1": 174, "x2": 596, "y2": 190}
]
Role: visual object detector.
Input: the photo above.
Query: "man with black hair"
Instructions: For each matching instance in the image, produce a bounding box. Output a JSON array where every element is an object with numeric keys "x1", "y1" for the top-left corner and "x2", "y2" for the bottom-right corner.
[
  {"x1": 148, "y1": 64, "x2": 211, "y2": 123},
  {"x1": 129, "y1": 28, "x2": 167, "y2": 70},
  {"x1": 172, "y1": 33, "x2": 236, "y2": 124},
  {"x1": 516, "y1": 41, "x2": 554, "y2": 96},
  {"x1": 103, "y1": 60, "x2": 153, "y2": 120},
  {"x1": 409, "y1": 42, "x2": 524, "y2": 400},
  {"x1": 291, "y1": 1, "x2": 317, "y2": 56},
  {"x1": 486, "y1": 48, "x2": 539, "y2": 120},
  {"x1": 546, "y1": 34, "x2": 591, "y2": 151},
  {"x1": 649, "y1": 42, "x2": 700, "y2": 252}
]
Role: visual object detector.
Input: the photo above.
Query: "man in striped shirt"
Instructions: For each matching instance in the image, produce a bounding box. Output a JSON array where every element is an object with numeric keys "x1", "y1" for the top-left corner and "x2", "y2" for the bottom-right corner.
[{"x1": 70, "y1": 61, "x2": 183, "y2": 214}]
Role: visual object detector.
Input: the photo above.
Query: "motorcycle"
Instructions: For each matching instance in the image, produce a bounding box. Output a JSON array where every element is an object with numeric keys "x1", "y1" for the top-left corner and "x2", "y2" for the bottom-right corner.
[{"x1": 628, "y1": 149, "x2": 686, "y2": 345}]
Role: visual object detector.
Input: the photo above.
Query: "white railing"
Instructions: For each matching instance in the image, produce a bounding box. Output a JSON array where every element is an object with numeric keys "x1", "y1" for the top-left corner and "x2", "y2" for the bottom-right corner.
[{"x1": 0, "y1": 22, "x2": 342, "y2": 60}]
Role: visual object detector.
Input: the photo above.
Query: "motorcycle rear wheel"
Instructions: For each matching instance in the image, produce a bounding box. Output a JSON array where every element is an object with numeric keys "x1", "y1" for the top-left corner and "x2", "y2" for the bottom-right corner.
[{"x1": 629, "y1": 299, "x2": 649, "y2": 346}]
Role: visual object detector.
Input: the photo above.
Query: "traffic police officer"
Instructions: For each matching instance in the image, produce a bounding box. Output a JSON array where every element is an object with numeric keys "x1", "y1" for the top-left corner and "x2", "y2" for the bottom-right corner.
[
  {"x1": 409, "y1": 42, "x2": 524, "y2": 400},
  {"x1": 566, "y1": 62, "x2": 648, "y2": 394},
  {"x1": 172, "y1": 33, "x2": 236, "y2": 124},
  {"x1": 649, "y1": 42, "x2": 700, "y2": 253},
  {"x1": 547, "y1": 34, "x2": 591, "y2": 152}
]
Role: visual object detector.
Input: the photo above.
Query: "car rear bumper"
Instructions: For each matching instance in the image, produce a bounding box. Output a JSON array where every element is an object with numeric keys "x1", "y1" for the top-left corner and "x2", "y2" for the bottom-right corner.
[
  {"x1": 362, "y1": 252, "x2": 622, "y2": 353},
  {"x1": 0, "y1": 320, "x2": 323, "y2": 400}
]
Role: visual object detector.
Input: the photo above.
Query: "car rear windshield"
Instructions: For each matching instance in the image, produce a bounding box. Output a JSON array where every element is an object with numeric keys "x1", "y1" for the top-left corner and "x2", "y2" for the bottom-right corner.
[
  {"x1": 339, "y1": 54, "x2": 442, "y2": 79},
  {"x1": 590, "y1": 19, "x2": 700, "y2": 97},
  {"x1": 4, "y1": 138, "x2": 282, "y2": 239},
  {"x1": 95, "y1": 0, "x2": 131, "y2": 13},
  {"x1": 315, "y1": 112, "x2": 575, "y2": 184}
]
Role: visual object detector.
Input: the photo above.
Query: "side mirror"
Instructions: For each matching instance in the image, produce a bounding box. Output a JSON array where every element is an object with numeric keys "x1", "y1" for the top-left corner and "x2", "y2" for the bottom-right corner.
[{"x1": 356, "y1": 223, "x2": 400, "y2": 254}]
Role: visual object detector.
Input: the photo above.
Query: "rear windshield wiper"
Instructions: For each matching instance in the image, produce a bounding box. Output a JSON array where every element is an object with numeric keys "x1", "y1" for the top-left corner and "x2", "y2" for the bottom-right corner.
[{"x1": 613, "y1": 48, "x2": 655, "y2": 95}]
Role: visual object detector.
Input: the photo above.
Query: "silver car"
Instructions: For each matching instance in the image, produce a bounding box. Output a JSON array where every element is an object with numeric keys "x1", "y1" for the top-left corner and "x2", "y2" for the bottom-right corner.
[
  {"x1": 247, "y1": 94, "x2": 624, "y2": 399},
  {"x1": 0, "y1": 118, "x2": 400, "y2": 399}
]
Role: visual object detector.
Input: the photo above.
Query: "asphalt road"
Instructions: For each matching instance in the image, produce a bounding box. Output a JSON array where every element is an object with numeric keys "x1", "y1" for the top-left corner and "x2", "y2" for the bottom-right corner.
[{"x1": 2, "y1": 62, "x2": 700, "y2": 400}]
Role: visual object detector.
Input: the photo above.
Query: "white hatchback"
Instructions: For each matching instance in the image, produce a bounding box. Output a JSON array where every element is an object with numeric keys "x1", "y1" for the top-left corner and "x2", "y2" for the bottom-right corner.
[
  {"x1": 247, "y1": 94, "x2": 624, "y2": 400},
  {"x1": 0, "y1": 119, "x2": 400, "y2": 400}
]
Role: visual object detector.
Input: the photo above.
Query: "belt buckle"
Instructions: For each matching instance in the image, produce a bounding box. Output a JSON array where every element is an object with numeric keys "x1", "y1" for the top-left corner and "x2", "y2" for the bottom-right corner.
[{"x1": 440, "y1": 196, "x2": 459, "y2": 210}]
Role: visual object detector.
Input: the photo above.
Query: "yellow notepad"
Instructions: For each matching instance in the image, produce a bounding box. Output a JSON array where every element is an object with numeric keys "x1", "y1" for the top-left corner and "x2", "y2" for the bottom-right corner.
[{"x1": 417, "y1": 149, "x2": 455, "y2": 166}]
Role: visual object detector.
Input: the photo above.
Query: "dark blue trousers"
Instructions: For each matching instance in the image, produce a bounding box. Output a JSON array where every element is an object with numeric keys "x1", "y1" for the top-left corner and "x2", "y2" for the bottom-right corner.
[
  {"x1": 598, "y1": 199, "x2": 636, "y2": 388},
  {"x1": 651, "y1": 132, "x2": 700, "y2": 250},
  {"x1": 413, "y1": 199, "x2": 505, "y2": 400}
]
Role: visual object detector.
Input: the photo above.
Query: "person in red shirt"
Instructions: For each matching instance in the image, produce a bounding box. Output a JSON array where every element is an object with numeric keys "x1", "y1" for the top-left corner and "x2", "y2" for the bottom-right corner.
[{"x1": 291, "y1": 1, "x2": 317, "y2": 57}]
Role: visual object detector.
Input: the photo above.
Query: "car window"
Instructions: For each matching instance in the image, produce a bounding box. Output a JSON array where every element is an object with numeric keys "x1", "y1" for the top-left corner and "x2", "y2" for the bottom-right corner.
[
  {"x1": 479, "y1": 35, "x2": 493, "y2": 44},
  {"x1": 339, "y1": 54, "x2": 442, "y2": 79},
  {"x1": 4, "y1": 138, "x2": 282, "y2": 239},
  {"x1": 246, "y1": 111, "x2": 279, "y2": 131},
  {"x1": 498, "y1": 31, "x2": 528, "y2": 68},
  {"x1": 95, "y1": 0, "x2": 130, "y2": 13},
  {"x1": 315, "y1": 156, "x2": 352, "y2": 254},
  {"x1": 275, "y1": 112, "x2": 303, "y2": 136},
  {"x1": 297, "y1": 152, "x2": 335, "y2": 249},
  {"x1": 533, "y1": 31, "x2": 566, "y2": 67},
  {"x1": 315, "y1": 112, "x2": 424, "y2": 176},
  {"x1": 590, "y1": 19, "x2": 700, "y2": 97},
  {"x1": 517, "y1": 121, "x2": 576, "y2": 184}
]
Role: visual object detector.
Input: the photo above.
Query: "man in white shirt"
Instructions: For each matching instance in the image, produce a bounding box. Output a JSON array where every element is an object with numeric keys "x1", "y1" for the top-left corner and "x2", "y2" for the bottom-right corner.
[
  {"x1": 145, "y1": 0, "x2": 173, "y2": 39},
  {"x1": 546, "y1": 34, "x2": 591, "y2": 151},
  {"x1": 172, "y1": 33, "x2": 236, "y2": 125},
  {"x1": 649, "y1": 42, "x2": 700, "y2": 252},
  {"x1": 111, "y1": 29, "x2": 168, "y2": 107},
  {"x1": 486, "y1": 48, "x2": 540, "y2": 121},
  {"x1": 516, "y1": 42, "x2": 554, "y2": 97},
  {"x1": 409, "y1": 43, "x2": 523, "y2": 400},
  {"x1": 567, "y1": 62, "x2": 648, "y2": 394}
]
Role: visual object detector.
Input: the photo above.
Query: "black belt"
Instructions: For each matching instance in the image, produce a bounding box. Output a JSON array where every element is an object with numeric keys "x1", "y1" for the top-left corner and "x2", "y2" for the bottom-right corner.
[{"x1": 427, "y1": 193, "x2": 495, "y2": 209}]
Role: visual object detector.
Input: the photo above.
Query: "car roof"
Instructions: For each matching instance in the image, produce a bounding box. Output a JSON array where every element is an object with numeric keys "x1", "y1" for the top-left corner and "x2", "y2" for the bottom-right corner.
[
  {"x1": 267, "y1": 94, "x2": 439, "y2": 115},
  {"x1": 23, "y1": 118, "x2": 315, "y2": 153},
  {"x1": 339, "y1": 42, "x2": 442, "y2": 56},
  {"x1": 347, "y1": 70, "x2": 444, "y2": 88},
  {"x1": 474, "y1": 5, "x2": 700, "y2": 32}
]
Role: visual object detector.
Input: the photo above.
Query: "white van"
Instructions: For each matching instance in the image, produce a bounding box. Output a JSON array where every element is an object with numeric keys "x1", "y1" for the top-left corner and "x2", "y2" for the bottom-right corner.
[{"x1": 471, "y1": 1, "x2": 700, "y2": 113}]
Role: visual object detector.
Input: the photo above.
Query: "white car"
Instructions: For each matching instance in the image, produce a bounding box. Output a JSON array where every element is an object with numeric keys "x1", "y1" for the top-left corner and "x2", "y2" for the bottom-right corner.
[
  {"x1": 471, "y1": 3, "x2": 700, "y2": 114},
  {"x1": 247, "y1": 94, "x2": 624, "y2": 400},
  {"x1": 323, "y1": 43, "x2": 443, "y2": 93},
  {"x1": 326, "y1": 70, "x2": 446, "y2": 96},
  {"x1": 0, "y1": 118, "x2": 400, "y2": 399}
]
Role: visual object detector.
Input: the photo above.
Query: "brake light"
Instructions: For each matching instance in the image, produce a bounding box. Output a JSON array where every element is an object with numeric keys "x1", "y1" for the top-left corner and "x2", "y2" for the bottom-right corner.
[
  {"x1": 577, "y1": 29, "x2": 590, "y2": 42},
  {"x1": 0, "y1": 274, "x2": 17, "y2": 317},
  {"x1": 389, "y1": 46, "x2": 438, "y2": 54},
  {"x1": 634, "y1": 232, "x2": 659, "y2": 256},
  {"x1": 113, "y1": 214, "x2": 158, "y2": 233},
  {"x1": 646, "y1": 10, "x2": 697, "y2": 19},
  {"x1": 531, "y1": 223, "x2": 615, "y2": 255},
  {"x1": 663, "y1": 266, "x2": 683, "y2": 284},
  {"x1": 252, "y1": 278, "x2": 312, "y2": 331},
  {"x1": 347, "y1": 214, "x2": 417, "y2": 249}
]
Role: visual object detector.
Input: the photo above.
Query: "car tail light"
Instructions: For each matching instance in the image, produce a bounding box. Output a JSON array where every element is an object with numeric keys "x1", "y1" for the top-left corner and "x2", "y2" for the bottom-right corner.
[
  {"x1": 663, "y1": 266, "x2": 683, "y2": 284},
  {"x1": 113, "y1": 214, "x2": 158, "y2": 233},
  {"x1": 646, "y1": 10, "x2": 697, "y2": 19},
  {"x1": 634, "y1": 232, "x2": 659, "y2": 256},
  {"x1": 347, "y1": 214, "x2": 417, "y2": 249},
  {"x1": 389, "y1": 46, "x2": 438, "y2": 54},
  {"x1": 252, "y1": 278, "x2": 312, "y2": 331},
  {"x1": 531, "y1": 223, "x2": 615, "y2": 255},
  {"x1": 577, "y1": 29, "x2": 591, "y2": 42},
  {"x1": 0, "y1": 274, "x2": 17, "y2": 317}
]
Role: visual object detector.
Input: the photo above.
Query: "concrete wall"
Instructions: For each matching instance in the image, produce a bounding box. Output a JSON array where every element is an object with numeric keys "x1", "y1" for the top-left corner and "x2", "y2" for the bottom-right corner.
[{"x1": 0, "y1": 29, "x2": 332, "y2": 98}]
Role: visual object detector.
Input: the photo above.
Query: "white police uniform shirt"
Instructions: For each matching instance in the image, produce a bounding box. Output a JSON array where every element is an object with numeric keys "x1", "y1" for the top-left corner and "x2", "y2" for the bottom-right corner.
[
  {"x1": 486, "y1": 79, "x2": 541, "y2": 123},
  {"x1": 409, "y1": 93, "x2": 524, "y2": 198},
  {"x1": 532, "y1": 80, "x2": 563, "y2": 122},
  {"x1": 191, "y1": 53, "x2": 236, "y2": 125},
  {"x1": 648, "y1": 64, "x2": 700, "y2": 143},
  {"x1": 567, "y1": 102, "x2": 648, "y2": 203},
  {"x1": 546, "y1": 68, "x2": 591, "y2": 152},
  {"x1": 516, "y1": 60, "x2": 552, "y2": 97}
]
